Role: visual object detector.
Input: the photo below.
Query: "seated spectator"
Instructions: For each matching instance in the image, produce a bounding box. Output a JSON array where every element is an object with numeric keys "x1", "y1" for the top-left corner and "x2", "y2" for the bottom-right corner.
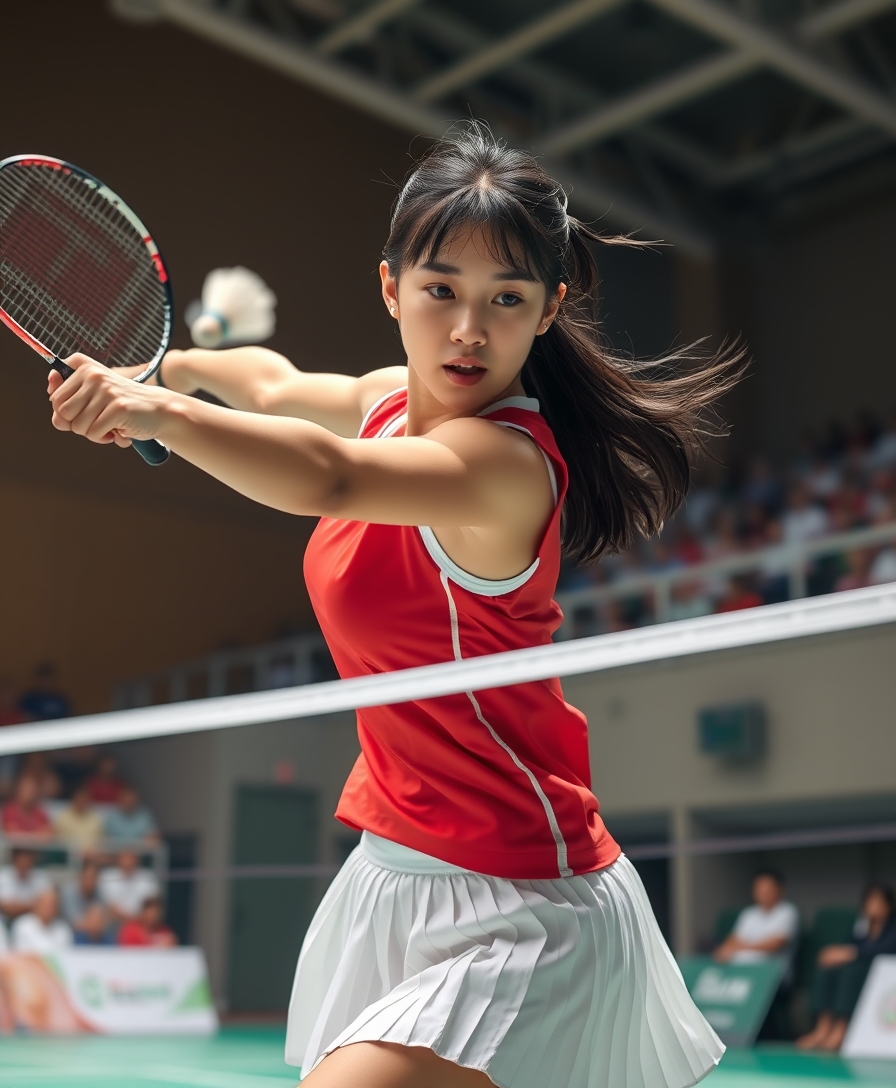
[
  {"x1": 781, "y1": 485, "x2": 829, "y2": 545},
  {"x1": 0, "y1": 678, "x2": 26, "y2": 728},
  {"x1": 73, "y1": 902, "x2": 115, "y2": 946},
  {"x1": 1, "y1": 776, "x2": 52, "y2": 840},
  {"x1": 797, "y1": 884, "x2": 896, "y2": 1052},
  {"x1": 870, "y1": 545, "x2": 896, "y2": 585},
  {"x1": 103, "y1": 786, "x2": 159, "y2": 847},
  {"x1": 54, "y1": 783, "x2": 103, "y2": 855},
  {"x1": 834, "y1": 549, "x2": 874, "y2": 593},
  {"x1": 0, "y1": 849, "x2": 52, "y2": 921},
  {"x1": 118, "y1": 896, "x2": 177, "y2": 948},
  {"x1": 98, "y1": 849, "x2": 160, "y2": 924},
  {"x1": 714, "y1": 869, "x2": 799, "y2": 971},
  {"x1": 17, "y1": 662, "x2": 70, "y2": 721},
  {"x1": 60, "y1": 860, "x2": 111, "y2": 944},
  {"x1": 866, "y1": 409, "x2": 896, "y2": 471},
  {"x1": 85, "y1": 754, "x2": 126, "y2": 805},
  {"x1": 668, "y1": 580, "x2": 713, "y2": 622},
  {"x1": 19, "y1": 753, "x2": 62, "y2": 801},
  {"x1": 715, "y1": 575, "x2": 764, "y2": 614},
  {"x1": 11, "y1": 887, "x2": 73, "y2": 954}
]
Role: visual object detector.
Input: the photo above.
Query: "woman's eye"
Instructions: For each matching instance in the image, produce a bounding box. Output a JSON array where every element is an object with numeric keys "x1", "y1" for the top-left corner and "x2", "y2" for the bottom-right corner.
[
  {"x1": 427, "y1": 285, "x2": 454, "y2": 299},
  {"x1": 496, "y1": 293, "x2": 523, "y2": 307}
]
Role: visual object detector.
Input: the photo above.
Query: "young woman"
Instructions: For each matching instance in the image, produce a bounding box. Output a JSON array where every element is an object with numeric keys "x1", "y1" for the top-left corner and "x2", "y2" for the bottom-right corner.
[{"x1": 49, "y1": 127, "x2": 741, "y2": 1088}]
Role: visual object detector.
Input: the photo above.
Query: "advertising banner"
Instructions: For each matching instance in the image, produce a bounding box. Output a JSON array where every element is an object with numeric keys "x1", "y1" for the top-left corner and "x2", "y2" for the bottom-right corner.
[
  {"x1": 678, "y1": 955, "x2": 786, "y2": 1047},
  {"x1": 0, "y1": 947, "x2": 218, "y2": 1035},
  {"x1": 842, "y1": 954, "x2": 896, "y2": 1060}
]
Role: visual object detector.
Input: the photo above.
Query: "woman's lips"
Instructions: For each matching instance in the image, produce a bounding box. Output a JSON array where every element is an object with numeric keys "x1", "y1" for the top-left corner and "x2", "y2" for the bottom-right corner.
[{"x1": 444, "y1": 359, "x2": 486, "y2": 386}]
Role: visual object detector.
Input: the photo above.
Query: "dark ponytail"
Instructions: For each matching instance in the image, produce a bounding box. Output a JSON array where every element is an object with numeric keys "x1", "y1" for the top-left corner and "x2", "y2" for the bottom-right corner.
[{"x1": 384, "y1": 123, "x2": 746, "y2": 565}]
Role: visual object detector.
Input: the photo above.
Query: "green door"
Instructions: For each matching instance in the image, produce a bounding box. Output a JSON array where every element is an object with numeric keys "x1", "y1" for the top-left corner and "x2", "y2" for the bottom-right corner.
[{"x1": 227, "y1": 784, "x2": 319, "y2": 1012}]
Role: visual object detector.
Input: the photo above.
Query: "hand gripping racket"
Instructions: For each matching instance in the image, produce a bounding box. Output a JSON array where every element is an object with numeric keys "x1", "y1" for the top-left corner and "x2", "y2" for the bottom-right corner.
[{"x1": 0, "y1": 154, "x2": 173, "y2": 465}]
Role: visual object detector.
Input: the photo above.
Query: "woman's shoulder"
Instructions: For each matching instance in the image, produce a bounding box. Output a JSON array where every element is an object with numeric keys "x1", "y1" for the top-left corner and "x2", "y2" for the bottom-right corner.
[{"x1": 356, "y1": 368, "x2": 409, "y2": 419}]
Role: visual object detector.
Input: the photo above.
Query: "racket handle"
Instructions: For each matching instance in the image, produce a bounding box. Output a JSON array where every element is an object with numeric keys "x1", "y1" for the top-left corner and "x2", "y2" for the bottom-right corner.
[
  {"x1": 51, "y1": 359, "x2": 170, "y2": 466},
  {"x1": 132, "y1": 438, "x2": 170, "y2": 465}
]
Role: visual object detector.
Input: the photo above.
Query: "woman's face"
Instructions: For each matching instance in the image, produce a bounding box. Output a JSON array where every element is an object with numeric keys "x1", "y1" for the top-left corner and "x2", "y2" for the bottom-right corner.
[
  {"x1": 864, "y1": 890, "x2": 892, "y2": 924},
  {"x1": 381, "y1": 225, "x2": 564, "y2": 415}
]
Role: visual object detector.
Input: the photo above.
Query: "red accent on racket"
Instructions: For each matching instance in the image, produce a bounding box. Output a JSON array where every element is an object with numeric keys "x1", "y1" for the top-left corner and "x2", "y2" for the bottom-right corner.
[{"x1": 0, "y1": 154, "x2": 173, "y2": 465}]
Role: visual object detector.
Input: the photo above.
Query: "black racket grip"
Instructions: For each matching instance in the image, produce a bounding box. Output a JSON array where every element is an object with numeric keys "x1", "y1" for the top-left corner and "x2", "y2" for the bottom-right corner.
[{"x1": 52, "y1": 359, "x2": 170, "y2": 466}]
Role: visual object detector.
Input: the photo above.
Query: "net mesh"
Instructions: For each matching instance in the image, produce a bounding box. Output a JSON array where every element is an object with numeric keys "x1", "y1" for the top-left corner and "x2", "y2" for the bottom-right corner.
[{"x1": 0, "y1": 161, "x2": 169, "y2": 367}]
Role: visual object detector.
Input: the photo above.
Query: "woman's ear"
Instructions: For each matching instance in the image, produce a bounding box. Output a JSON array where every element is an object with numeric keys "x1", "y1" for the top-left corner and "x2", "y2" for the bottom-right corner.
[
  {"x1": 539, "y1": 282, "x2": 567, "y2": 333},
  {"x1": 380, "y1": 261, "x2": 399, "y2": 319}
]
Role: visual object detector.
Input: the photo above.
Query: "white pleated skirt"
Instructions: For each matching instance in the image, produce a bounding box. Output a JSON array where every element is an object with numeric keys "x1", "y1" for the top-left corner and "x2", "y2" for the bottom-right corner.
[{"x1": 285, "y1": 832, "x2": 723, "y2": 1088}]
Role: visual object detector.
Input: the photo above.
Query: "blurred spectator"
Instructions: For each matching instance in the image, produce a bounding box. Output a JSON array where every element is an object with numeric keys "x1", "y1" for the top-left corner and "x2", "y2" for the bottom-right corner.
[
  {"x1": 55, "y1": 783, "x2": 104, "y2": 855},
  {"x1": 668, "y1": 580, "x2": 713, "y2": 622},
  {"x1": 60, "y1": 860, "x2": 110, "y2": 941},
  {"x1": 714, "y1": 870, "x2": 799, "y2": 972},
  {"x1": 781, "y1": 485, "x2": 829, "y2": 545},
  {"x1": 867, "y1": 410, "x2": 896, "y2": 470},
  {"x1": 73, "y1": 902, "x2": 115, "y2": 946},
  {"x1": 757, "y1": 519, "x2": 791, "y2": 605},
  {"x1": 715, "y1": 575, "x2": 764, "y2": 614},
  {"x1": 20, "y1": 753, "x2": 62, "y2": 801},
  {"x1": 870, "y1": 545, "x2": 896, "y2": 585},
  {"x1": 742, "y1": 456, "x2": 782, "y2": 514},
  {"x1": 85, "y1": 754, "x2": 126, "y2": 805},
  {"x1": 11, "y1": 888, "x2": 73, "y2": 954},
  {"x1": 0, "y1": 678, "x2": 26, "y2": 728},
  {"x1": 834, "y1": 549, "x2": 874, "y2": 593},
  {"x1": 1, "y1": 776, "x2": 52, "y2": 840},
  {"x1": 118, "y1": 896, "x2": 177, "y2": 948},
  {"x1": 0, "y1": 849, "x2": 52, "y2": 921},
  {"x1": 797, "y1": 884, "x2": 896, "y2": 1052},
  {"x1": 98, "y1": 849, "x2": 159, "y2": 924},
  {"x1": 103, "y1": 786, "x2": 159, "y2": 847},
  {"x1": 0, "y1": 915, "x2": 7, "y2": 957},
  {"x1": 17, "y1": 662, "x2": 70, "y2": 721}
]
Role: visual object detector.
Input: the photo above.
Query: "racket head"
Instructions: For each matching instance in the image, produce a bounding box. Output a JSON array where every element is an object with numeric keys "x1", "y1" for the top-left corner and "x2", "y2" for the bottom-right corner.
[{"x1": 0, "y1": 154, "x2": 172, "y2": 381}]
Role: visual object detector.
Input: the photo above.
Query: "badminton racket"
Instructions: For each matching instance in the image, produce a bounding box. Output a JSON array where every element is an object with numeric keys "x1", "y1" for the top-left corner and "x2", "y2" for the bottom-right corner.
[{"x1": 0, "y1": 154, "x2": 173, "y2": 465}]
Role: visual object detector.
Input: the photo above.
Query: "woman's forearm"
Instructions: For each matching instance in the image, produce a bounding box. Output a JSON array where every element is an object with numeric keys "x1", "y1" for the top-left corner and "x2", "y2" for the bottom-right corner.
[
  {"x1": 157, "y1": 346, "x2": 301, "y2": 412},
  {"x1": 159, "y1": 393, "x2": 344, "y2": 516}
]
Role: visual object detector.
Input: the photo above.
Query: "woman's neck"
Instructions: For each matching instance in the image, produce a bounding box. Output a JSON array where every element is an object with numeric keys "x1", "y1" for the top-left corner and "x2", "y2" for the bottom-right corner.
[{"x1": 404, "y1": 366, "x2": 528, "y2": 437}]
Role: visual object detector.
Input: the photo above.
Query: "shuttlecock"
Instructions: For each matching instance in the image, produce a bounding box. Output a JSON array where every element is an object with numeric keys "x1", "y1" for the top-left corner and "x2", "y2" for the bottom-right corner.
[{"x1": 186, "y1": 266, "x2": 277, "y2": 348}]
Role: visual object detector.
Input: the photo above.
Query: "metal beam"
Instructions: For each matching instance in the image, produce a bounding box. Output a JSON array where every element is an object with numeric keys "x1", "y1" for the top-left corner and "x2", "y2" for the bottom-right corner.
[
  {"x1": 649, "y1": 0, "x2": 896, "y2": 136},
  {"x1": 414, "y1": 0, "x2": 626, "y2": 104},
  {"x1": 315, "y1": 0, "x2": 422, "y2": 57},
  {"x1": 537, "y1": 0, "x2": 896, "y2": 158},
  {"x1": 407, "y1": 5, "x2": 728, "y2": 183},
  {"x1": 540, "y1": 50, "x2": 758, "y2": 157},
  {"x1": 152, "y1": 0, "x2": 715, "y2": 255},
  {"x1": 796, "y1": 0, "x2": 896, "y2": 41}
]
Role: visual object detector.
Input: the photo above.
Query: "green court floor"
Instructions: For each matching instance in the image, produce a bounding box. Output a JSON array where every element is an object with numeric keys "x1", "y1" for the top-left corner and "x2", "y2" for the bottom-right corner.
[{"x1": 1, "y1": 1028, "x2": 895, "y2": 1087}]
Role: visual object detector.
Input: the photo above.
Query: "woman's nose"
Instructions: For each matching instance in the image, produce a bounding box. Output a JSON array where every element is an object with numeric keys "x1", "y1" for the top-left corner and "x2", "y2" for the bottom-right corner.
[{"x1": 451, "y1": 310, "x2": 487, "y2": 345}]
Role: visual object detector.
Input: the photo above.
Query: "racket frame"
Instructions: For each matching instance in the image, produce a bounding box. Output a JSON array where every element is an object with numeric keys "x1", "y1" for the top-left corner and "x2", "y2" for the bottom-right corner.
[{"x1": 0, "y1": 154, "x2": 174, "y2": 464}]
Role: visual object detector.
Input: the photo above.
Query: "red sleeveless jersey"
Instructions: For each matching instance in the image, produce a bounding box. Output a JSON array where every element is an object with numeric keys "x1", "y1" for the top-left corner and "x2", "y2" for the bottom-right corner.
[{"x1": 303, "y1": 389, "x2": 620, "y2": 879}]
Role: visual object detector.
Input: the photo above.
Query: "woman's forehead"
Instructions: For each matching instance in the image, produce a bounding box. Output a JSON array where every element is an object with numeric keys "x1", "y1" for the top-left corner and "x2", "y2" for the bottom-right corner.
[{"x1": 418, "y1": 223, "x2": 537, "y2": 278}]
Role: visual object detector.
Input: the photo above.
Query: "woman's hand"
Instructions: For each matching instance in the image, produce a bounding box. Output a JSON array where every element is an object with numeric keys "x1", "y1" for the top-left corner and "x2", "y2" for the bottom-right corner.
[
  {"x1": 818, "y1": 944, "x2": 857, "y2": 968},
  {"x1": 48, "y1": 353, "x2": 174, "y2": 447}
]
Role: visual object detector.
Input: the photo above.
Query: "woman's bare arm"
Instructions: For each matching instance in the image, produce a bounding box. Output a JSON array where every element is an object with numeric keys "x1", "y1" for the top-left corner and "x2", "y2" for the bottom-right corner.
[
  {"x1": 151, "y1": 347, "x2": 407, "y2": 438},
  {"x1": 49, "y1": 358, "x2": 552, "y2": 538}
]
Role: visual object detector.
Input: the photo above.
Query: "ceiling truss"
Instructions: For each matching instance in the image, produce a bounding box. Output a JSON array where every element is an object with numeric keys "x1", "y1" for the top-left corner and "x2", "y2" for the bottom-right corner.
[{"x1": 114, "y1": 0, "x2": 896, "y2": 254}]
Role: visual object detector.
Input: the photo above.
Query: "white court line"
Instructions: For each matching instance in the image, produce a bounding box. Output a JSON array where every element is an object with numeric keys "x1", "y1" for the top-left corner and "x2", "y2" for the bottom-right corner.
[{"x1": 0, "y1": 584, "x2": 893, "y2": 757}]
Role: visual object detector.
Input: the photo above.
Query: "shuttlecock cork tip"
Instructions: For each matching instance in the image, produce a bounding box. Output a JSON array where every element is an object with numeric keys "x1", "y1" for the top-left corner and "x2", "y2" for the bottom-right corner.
[{"x1": 191, "y1": 313, "x2": 225, "y2": 349}]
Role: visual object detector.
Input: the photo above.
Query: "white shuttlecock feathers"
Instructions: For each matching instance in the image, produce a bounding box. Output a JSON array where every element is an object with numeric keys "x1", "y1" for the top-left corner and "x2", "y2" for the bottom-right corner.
[{"x1": 187, "y1": 266, "x2": 277, "y2": 348}]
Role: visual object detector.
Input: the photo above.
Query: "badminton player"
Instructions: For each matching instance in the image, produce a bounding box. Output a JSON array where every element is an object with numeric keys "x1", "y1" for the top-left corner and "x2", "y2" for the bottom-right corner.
[{"x1": 49, "y1": 126, "x2": 742, "y2": 1088}]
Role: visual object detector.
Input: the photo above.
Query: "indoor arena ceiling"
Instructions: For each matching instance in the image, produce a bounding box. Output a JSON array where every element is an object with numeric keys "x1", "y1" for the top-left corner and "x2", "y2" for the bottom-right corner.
[{"x1": 114, "y1": 0, "x2": 896, "y2": 255}]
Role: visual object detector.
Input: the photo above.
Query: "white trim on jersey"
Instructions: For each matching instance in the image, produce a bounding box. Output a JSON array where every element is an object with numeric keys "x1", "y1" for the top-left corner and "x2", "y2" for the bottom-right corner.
[
  {"x1": 438, "y1": 570, "x2": 573, "y2": 878},
  {"x1": 357, "y1": 386, "x2": 407, "y2": 439}
]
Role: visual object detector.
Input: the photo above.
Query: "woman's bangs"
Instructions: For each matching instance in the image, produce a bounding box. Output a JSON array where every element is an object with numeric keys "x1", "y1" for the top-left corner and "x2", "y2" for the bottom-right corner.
[{"x1": 403, "y1": 189, "x2": 554, "y2": 285}]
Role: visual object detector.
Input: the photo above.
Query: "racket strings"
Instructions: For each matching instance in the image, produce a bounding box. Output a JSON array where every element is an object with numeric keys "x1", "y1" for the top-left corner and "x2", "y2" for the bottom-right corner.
[
  {"x1": 0, "y1": 170, "x2": 166, "y2": 356},
  {"x1": 0, "y1": 164, "x2": 168, "y2": 367}
]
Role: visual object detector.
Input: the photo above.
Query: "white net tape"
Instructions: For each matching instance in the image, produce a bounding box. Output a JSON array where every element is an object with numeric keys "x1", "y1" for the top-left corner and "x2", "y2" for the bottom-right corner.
[{"x1": 1, "y1": 584, "x2": 893, "y2": 757}]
